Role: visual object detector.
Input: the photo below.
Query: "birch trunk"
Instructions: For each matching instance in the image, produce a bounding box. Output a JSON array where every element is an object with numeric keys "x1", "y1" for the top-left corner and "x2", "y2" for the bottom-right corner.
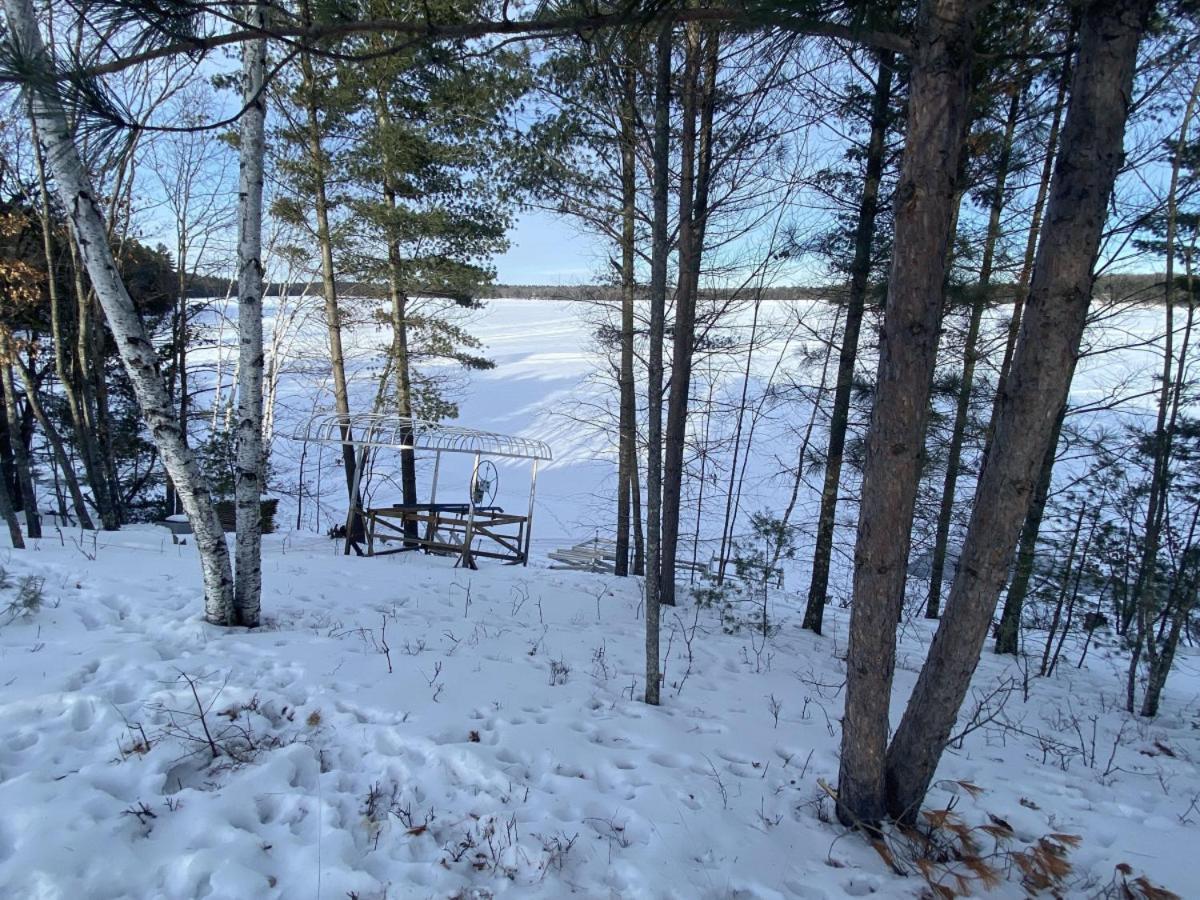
[
  {"x1": 234, "y1": 1, "x2": 268, "y2": 628},
  {"x1": 3, "y1": 0, "x2": 234, "y2": 620},
  {"x1": 883, "y1": 0, "x2": 1154, "y2": 820},
  {"x1": 836, "y1": 0, "x2": 981, "y2": 828}
]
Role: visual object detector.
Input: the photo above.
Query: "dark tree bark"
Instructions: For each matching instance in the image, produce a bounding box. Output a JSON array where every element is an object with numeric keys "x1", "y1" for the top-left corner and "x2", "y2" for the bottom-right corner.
[
  {"x1": 925, "y1": 71, "x2": 1025, "y2": 619},
  {"x1": 883, "y1": 0, "x2": 1154, "y2": 821},
  {"x1": 835, "y1": 0, "x2": 982, "y2": 828},
  {"x1": 994, "y1": 400, "x2": 1067, "y2": 653},
  {"x1": 988, "y1": 40, "x2": 1075, "y2": 654},
  {"x1": 803, "y1": 49, "x2": 894, "y2": 634},
  {"x1": 65, "y1": 234, "x2": 118, "y2": 530},
  {"x1": 299, "y1": 21, "x2": 360, "y2": 525},
  {"x1": 984, "y1": 27, "x2": 1073, "y2": 460},
  {"x1": 0, "y1": 430, "x2": 22, "y2": 548},
  {"x1": 615, "y1": 44, "x2": 638, "y2": 578},
  {"x1": 12, "y1": 355, "x2": 91, "y2": 528},
  {"x1": 630, "y1": 447, "x2": 646, "y2": 575},
  {"x1": 373, "y1": 87, "x2": 420, "y2": 543},
  {"x1": 644, "y1": 19, "x2": 671, "y2": 706},
  {"x1": 660, "y1": 25, "x2": 705, "y2": 608},
  {"x1": 0, "y1": 348, "x2": 40, "y2": 538},
  {"x1": 1126, "y1": 67, "x2": 1200, "y2": 713}
]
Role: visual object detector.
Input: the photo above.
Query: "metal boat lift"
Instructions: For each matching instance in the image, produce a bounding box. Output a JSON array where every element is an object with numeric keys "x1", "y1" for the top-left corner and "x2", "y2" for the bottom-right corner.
[{"x1": 295, "y1": 412, "x2": 553, "y2": 567}]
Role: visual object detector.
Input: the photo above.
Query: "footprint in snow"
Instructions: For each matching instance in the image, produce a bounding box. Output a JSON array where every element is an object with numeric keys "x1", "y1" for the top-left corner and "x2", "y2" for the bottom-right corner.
[
  {"x1": 68, "y1": 697, "x2": 96, "y2": 733},
  {"x1": 64, "y1": 659, "x2": 101, "y2": 691},
  {"x1": 649, "y1": 751, "x2": 689, "y2": 769},
  {"x1": 716, "y1": 749, "x2": 753, "y2": 765}
]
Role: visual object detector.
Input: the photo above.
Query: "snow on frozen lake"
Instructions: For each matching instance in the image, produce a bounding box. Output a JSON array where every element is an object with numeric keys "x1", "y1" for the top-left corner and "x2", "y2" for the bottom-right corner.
[{"x1": 0, "y1": 297, "x2": 1196, "y2": 898}]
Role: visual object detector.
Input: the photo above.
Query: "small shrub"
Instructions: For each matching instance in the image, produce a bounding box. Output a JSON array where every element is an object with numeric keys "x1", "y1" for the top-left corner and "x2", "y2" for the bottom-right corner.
[
  {"x1": 548, "y1": 657, "x2": 570, "y2": 686},
  {"x1": 2, "y1": 574, "x2": 45, "y2": 625},
  {"x1": 16, "y1": 575, "x2": 45, "y2": 611}
]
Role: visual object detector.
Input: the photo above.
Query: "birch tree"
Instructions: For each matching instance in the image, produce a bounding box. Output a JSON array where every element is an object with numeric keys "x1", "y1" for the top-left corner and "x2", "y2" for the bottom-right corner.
[
  {"x1": 3, "y1": 0, "x2": 235, "y2": 622},
  {"x1": 233, "y1": 1, "x2": 268, "y2": 627}
]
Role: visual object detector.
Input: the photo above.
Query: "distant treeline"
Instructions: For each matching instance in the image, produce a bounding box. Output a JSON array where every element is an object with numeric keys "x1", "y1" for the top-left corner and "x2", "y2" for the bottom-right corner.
[{"x1": 188, "y1": 273, "x2": 1180, "y2": 304}]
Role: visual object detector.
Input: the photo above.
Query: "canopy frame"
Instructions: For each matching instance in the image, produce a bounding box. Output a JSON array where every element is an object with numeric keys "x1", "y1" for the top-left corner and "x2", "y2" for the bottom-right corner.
[{"x1": 293, "y1": 412, "x2": 551, "y2": 565}]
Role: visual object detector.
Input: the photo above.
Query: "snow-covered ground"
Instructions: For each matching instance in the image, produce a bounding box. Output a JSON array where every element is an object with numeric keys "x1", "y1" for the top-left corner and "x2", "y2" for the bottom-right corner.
[
  {"x1": 0, "y1": 297, "x2": 1197, "y2": 898},
  {"x1": 0, "y1": 531, "x2": 1196, "y2": 898}
]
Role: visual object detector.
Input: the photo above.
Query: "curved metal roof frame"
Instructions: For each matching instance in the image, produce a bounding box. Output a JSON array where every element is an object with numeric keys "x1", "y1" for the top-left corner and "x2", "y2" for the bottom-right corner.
[{"x1": 294, "y1": 412, "x2": 553, "y2": 462}]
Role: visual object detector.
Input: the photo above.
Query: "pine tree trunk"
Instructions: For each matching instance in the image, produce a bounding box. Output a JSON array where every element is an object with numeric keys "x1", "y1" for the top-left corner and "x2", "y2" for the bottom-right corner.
[
  {"x1": 661, "y1": 28, "x2": 702, "y2": 610},
  {"x1": 630, "y1": 450, "x2": 646, "y2": 575},
  {"x1": 1141, "y1": 540, "x2": 1198, "y2": 717},
  {"x1": 615, "y1": 49, "x2": 637, "y2": 578},
  {"x1": 373, "y1": 88, "x2": 420, "y2": 541},
  {"x1": 28, "y1": 107, "x2": 100, "y2": 530},
  {"x1": 390, "y1": 287, "x2": 420, "y2": 537},
  {"x1": 984, "y1": 33, "x2": 1073, "y2": 459},
  {"x1": 0, "y1": 342, "x2": 40, "y2": 538},
  {"x1": 233, "y1": 2, "x2": 268, "y2": 628},
  {"x1": 835, "y1": 0, "x2": 981, "y2": 829},
  {"x1": 804, "y1": 50, "x2": 893, "y2": 633},
  {"x1": 717, "y1": 298, "x2": 760, "y2": 583},
  {"x1": 0, "y1": 426, "x2": 22, "y2": 548},
  {"x1": 883, "y1": 0, "x2": 1153, "y2": 821},
  {"x1": 774, "y1": 311, "x2": 839, "y2": 578},
  {"x1": 663, "y1": 26, "x2": 718, "y2": 606},
  {"x1": 6, "y1": 0, "x2": 234, "y2": 621},
  {"x1": 65, "y1": 234, "x2": 118, "y2": 530},
  {"x1": 644, "y1": 20, "x2": 671, "y2": 707},
  {"x1": 85, "y1": 289, "x2": 123, "y2": 523},
  {"x1": 300, "y1": 28, "x2": 359, "y2": 517},
  {"x1": 994, "y1": 400, "x2": 1067, "y2": 653},
  {"x1": 1040, "y1": 502, "x2": 1087, "y2": 675},
  {"x1": 13, "y1": 354, "x2": 92, "y2": 529},
  {"x1": 925, "y1": 77, "x2": 1024, "y2": 619},
  {"x1": 1127, "y1": 67, "x2": 1200, "y2": 707},
  {"x1": 1045, "y1": 504, "x2": 1097, "y2": 678}
]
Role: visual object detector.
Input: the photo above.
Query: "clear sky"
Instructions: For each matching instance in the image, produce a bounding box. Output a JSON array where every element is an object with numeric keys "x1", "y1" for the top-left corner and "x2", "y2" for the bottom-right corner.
[{"x1": 492, "y1": 208, "x2": 608, "y2": 285}]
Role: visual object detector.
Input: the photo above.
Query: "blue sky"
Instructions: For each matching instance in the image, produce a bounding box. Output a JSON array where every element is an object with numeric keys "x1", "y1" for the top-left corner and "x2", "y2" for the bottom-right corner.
[{"x1": 493, "y1": 208, "x2": 608, "y2": 284}]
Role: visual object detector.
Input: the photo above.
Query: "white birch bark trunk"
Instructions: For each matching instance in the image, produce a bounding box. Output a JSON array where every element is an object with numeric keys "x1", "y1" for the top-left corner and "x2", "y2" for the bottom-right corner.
[
  {"x1": 3, "y1": 0, "x2": 234, "y2": 621},
  {"x1": 233, "y1": 2, "x2": 268, "y2": 627}
]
